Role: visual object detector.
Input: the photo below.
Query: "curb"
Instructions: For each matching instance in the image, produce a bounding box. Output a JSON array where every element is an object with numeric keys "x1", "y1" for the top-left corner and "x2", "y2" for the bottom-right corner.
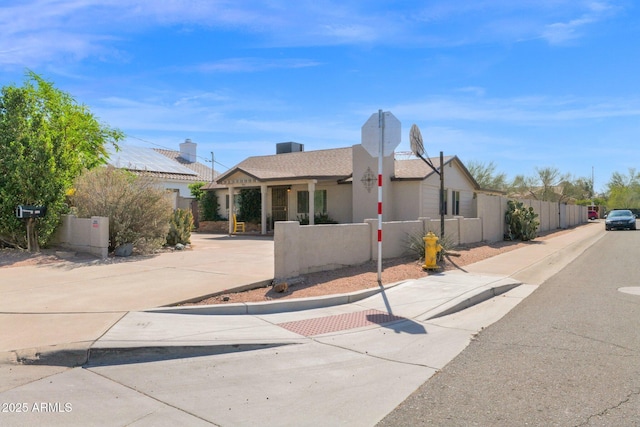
[
  {"x1": 3, "y1": 282, "x2": 517, "y2": 367},
  {"x1": 146, "y1": 280, "x2": 411, "y2": 315}
]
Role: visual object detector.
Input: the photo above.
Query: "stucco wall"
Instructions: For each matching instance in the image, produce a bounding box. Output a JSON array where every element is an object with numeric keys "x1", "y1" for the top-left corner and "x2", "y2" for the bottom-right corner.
[
  {"x1": 275, "y1": 216, "x2": 488, "y2": 279},
  {"x1": 352, "y1": 144, "x2": 395, "y2": 223},
  {"x1": 390, "y1": 181, "x2": 421, "y2": 221},
  {"x1": 274, "y1": 195, "x2": 589, "y2": 279},
  {"x1": 54, "y1": 215, "x2": 109, "y2": 258},
  {"x1": 275, "y1": 221, "x2": 370, "y2": 277}
]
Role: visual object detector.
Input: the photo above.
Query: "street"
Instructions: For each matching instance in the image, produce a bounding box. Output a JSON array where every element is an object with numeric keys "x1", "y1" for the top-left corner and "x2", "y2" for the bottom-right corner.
[{"x1": 379, "y1": 229, "x2": 640, "y2": 426}]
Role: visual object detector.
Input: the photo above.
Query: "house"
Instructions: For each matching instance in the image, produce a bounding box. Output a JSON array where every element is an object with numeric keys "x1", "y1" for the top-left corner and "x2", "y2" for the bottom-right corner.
[
  {"x1": 203, "y1": 139, "x2": 480, "y2": 235},
  {"x1": 107, "y1": 139, "x2": 216, "y2": 210}
]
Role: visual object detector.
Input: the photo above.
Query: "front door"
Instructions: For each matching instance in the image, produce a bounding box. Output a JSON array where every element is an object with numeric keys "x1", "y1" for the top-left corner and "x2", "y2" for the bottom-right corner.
[{"x1": 271, "y1": 187, "x2": 289, "y2": 224}]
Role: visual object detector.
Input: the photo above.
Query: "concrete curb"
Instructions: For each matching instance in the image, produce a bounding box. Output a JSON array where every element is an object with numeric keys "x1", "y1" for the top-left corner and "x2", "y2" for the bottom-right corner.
[
  {"x1": 3, "y1": 282, "x2": 512, "y2": 367},
  {"x1": 147, "y1": 280, "x2": 411, "y2": 315},
  {"x1": 422, "y1": 280, "x2": 522, "y2": 320},
  {"x1": 161, "y1": 278, "x2": 274, "y2": 307}
]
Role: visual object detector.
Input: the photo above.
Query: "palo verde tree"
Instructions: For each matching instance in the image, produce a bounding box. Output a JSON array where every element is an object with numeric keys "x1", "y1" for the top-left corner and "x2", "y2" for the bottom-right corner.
[{"x1": 0, "y1": 71, "x2": 123, "y2": 251}]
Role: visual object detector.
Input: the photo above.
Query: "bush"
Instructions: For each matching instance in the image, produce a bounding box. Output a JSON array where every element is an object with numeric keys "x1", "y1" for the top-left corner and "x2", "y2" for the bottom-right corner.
[
  {"x1": 166, "y1": 209, "x2": 193, "y2": 246},
  {"x1": 239, "y1": 188, "x2": 261, "y2": 223},
  {"x1": 201, "y1": 191, "x2": 221, "y2": 221},
  {"x1": 296, "y1": 213, "x2": 339, "y2": 225},
  {"x1": 72, "y1": 166, "x2": 173, "y2": 253},
  {"x1": 505, "y1": 199, "x2": 539, "y2": 241}
]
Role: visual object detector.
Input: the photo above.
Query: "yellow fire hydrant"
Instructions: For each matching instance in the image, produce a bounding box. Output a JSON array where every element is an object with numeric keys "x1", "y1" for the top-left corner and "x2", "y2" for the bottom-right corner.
[{"x1": 423, "y1": 231, "x2": 442, "y2": 270}]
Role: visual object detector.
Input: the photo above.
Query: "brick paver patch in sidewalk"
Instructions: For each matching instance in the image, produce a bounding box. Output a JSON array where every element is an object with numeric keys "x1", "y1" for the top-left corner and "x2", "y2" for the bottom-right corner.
[{"x1": 277, "y1": 309, "x2": 406, "y2": 336}]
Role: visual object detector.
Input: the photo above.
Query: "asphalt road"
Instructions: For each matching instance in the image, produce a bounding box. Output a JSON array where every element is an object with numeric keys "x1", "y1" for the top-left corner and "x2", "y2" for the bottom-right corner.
[{"x1": 378, "y1": 229, "x2": 640, "y2": 426}]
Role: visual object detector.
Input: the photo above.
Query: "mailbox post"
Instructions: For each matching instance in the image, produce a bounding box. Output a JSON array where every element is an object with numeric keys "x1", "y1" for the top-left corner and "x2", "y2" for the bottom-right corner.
[
  {"x1": 15, "y1": 205, "x2": 47, "y2": 219},
  {"x1": 15, "y1": 205, "x2": 47, "y2": 252}
]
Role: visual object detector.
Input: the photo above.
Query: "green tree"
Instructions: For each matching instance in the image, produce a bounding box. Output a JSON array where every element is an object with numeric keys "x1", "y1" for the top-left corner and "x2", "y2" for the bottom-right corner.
[
  {"x1": 509, "y1": 167, "x2": 572, "y2": 202},
  {"x1": 0, "y1": 71, "x2": 123, "y2": 251},
  {"x1": 239, "y1": 188, "x2": 261, "y2": 223},
  {"x1": 605, "y1": 168, "x2": 640, "y2": 209},
  {"x1": 201, "y1": 191, "x2": 222, "y2": 221},
  {"x1": 467, "y1": 160, "x2": 508, "y2": 191},
  {"x1": 188, "y1": 181, "x2": 206, "y2": 201}
]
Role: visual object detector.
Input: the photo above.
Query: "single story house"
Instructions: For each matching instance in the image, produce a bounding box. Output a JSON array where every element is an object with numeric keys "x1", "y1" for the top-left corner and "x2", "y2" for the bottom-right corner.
[
  {"x1": 107, "y1": 139, "x2": 216, "y2": 210},
  {"x1": 203, "y1": 141, "x2": 480, "y2": 235}
]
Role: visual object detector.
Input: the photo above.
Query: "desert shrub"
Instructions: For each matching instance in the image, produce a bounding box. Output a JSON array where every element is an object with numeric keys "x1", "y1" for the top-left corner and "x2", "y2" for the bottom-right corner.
[
  {"x1": 166, "y1": 209, "x2": 193, "y2": 246},
  {"x1": 71, "y1": 166, "x2": 173, "y2": 253},
  {"x1": 505, "y1": 199, "x2": 539, "y2": 241}
]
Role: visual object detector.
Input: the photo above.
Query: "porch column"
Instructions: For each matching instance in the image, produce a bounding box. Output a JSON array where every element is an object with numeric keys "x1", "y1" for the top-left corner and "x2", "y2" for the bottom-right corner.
[
  {"x1": 308, "y1": 180, "x2": 316, "y2": 225},
  {"x1": 261, "y1": 184, "x2": 268, "y2": 235},
  {"x1": 228, "y1": 186, "x2": 235, "y2": 234}
]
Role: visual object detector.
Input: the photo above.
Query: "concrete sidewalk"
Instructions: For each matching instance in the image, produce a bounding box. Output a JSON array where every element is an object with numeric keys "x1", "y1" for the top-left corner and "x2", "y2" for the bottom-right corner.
[{"x1": 0, "y1": 222, "x2": 605, "y2": 426}]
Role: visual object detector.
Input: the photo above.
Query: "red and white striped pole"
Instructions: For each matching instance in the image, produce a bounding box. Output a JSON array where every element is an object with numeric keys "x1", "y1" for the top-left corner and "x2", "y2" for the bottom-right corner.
[{"x1": 377, "y1": 110, "x2": 384, "y2": 284}]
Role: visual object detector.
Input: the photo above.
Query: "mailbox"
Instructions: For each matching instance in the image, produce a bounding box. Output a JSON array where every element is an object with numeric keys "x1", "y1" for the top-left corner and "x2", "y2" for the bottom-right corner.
[{"x1": 15, "y1": 205, "x2": 47, "y2": 219}]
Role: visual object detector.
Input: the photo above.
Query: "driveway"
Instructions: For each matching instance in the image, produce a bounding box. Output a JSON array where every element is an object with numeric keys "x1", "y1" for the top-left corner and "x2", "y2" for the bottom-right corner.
[{"x1": 0, "y1": 233, "x2": 274, "y2": 352}]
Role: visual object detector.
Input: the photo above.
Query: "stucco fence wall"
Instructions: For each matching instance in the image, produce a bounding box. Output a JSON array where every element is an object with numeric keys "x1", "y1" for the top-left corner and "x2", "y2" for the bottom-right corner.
[
  {"x1": 53, "y1": 214, "x2": 109, "y2": 258},
  {"x1": 274, "y1": 195, "x2": 588, "y2": 279}
]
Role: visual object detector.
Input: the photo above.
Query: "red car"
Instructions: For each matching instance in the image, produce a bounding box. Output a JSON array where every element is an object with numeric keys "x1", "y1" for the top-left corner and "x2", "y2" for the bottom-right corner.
[{"x1": 588, "y1": 210, "x2": 598, "y2": 220}]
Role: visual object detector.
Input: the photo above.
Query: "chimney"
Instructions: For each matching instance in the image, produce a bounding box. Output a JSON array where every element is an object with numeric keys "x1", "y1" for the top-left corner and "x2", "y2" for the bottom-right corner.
[{"x1": 179, "y1": 138, "x2": 197, "y2": 163}]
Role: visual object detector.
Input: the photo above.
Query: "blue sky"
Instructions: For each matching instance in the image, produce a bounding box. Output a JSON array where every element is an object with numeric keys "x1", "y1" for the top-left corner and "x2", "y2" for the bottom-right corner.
[{"x1": 1, "y1": 1, "x2": 638, "y2": 193}]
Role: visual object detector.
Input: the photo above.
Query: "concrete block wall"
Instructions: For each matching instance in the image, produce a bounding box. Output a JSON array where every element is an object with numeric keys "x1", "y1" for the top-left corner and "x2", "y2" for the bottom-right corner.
[
  {"x1": 275, "y1": 221, "x2": 370, "y2": 278},
  {"x1": 275, "y1": 216, "x2": 489, "y2": 279},
  {"x1": 274, "y1": 195, "x2": 589, "y2": 279},
  {"x1": 55, "y1": 215, "x2": 109, "y2": 258}
]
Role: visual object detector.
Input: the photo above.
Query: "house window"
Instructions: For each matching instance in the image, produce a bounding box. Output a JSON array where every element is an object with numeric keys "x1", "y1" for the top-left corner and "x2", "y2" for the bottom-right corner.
[
  {"x1": 441, "y1": 189, "x2": 448, "y2": 215},
  {"x1": 297, "y1": 191, "x2": 308, "y2": 214},
  {"x1": 225, "y1": 194, "x2": 241, "y2": 212},
  {"x1": 453, "y1": 191, "x2": 461, "y2": 215},
  {"x1": 297, "y1": 190, "x2": 327, "y2": 214}
]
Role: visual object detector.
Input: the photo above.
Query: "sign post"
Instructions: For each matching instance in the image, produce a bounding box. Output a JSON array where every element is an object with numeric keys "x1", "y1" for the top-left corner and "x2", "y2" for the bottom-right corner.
[{"x1": 362, "y1": 111, "x2": 401, "y2": 284}]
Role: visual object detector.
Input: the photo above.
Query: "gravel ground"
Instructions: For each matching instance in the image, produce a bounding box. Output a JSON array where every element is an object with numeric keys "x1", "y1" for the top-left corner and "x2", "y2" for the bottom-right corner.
[{"x1": 187, "y1": 228, "x2": 573, "y2": 305}]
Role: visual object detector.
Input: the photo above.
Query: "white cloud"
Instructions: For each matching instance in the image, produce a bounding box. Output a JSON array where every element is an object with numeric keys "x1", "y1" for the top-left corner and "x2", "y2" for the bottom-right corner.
[
  {"x1": 390, "y1": 95, "x2": 640, "y2": 124},
  {"x1": 187, "y1": 58, "x2": 322, "y2": 73},
  {"x1": 0, "y1": 0, "x2": 625, "y2": 70}
]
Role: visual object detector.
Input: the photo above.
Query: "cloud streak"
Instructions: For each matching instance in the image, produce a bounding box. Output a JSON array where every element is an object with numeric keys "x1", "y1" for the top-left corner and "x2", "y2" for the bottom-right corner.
[{"x1": 0, "y1": 0, "x2": 622, "y2": 70}]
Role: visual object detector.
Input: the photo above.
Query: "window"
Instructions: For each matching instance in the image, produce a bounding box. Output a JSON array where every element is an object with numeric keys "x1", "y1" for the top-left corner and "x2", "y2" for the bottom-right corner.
[
  {"x1": 441, "y1": 189, "x2": 448, "y2": 215},
  {"x1": 297, "y1": 190, "x2": 327, "y2": 214},
  {"x1": 453, "y1": 191, "x2": 461, "y2": 215},
  {"x1": 297, "y1": 191, "x2": 308, "y2": 214}
]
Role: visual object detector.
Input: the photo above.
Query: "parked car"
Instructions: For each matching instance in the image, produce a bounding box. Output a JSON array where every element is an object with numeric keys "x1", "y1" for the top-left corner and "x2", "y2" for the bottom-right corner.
[
  {"x1": 605, "y1": 209, "x2": 637, "y2": 231},
  {"x1": 588, "y1": 210, "x2": 598, "y2": 220}
]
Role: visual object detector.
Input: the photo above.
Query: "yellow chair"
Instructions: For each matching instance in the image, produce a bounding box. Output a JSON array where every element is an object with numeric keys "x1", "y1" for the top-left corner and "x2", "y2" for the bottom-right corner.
[{"x1": 233, "y1": 214, "x2": 245, "y2": 233}]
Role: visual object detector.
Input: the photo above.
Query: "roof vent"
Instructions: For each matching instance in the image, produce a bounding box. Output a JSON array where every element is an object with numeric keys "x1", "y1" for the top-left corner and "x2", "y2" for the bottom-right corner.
[{"x1": 276, "y1": 142, "x2": 304, "y2": 154}]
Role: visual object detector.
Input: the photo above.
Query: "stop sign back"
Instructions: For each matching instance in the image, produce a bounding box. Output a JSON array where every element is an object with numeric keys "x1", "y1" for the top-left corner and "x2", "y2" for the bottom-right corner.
[{"x1": 361, "y1": 111, "x2": 401, "y2": 157}]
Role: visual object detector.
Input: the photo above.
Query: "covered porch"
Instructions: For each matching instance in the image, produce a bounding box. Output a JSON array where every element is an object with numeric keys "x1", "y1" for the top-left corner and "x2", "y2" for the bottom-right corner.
[{"x1": 222, "y1": 177, "x2": 323, "y2": 235}]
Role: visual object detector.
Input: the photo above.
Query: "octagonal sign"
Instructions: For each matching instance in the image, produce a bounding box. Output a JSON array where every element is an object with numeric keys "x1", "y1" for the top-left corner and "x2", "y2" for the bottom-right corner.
[{"x1": 361, "y1": 111, "x2": 401, "y2": 158}]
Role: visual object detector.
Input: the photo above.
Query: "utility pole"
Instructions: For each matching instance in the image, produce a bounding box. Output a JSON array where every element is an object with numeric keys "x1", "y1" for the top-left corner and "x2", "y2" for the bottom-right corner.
[{"x1": 211, "y1": 151, "x2": 215, "y2": 182}]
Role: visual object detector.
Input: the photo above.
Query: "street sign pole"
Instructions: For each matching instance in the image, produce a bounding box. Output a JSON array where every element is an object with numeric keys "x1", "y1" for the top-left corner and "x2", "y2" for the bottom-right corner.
[
  {"x1": 361, "y1": 110, "x2": 401, "y2": 286},
  {"x1": 377, "y1": 110, "x2": 384, "y2": 284}
]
